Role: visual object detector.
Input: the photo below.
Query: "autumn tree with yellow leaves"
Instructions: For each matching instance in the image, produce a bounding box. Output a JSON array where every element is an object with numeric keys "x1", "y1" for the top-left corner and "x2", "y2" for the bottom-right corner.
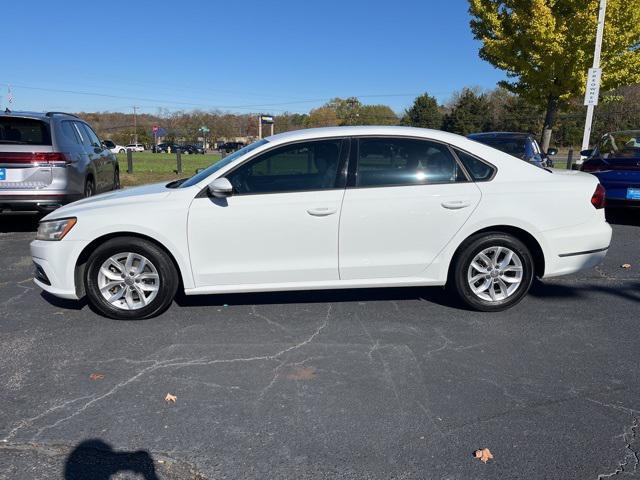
[{"x1": 468, "y1": 0, "x2": 640, "y2": 149}]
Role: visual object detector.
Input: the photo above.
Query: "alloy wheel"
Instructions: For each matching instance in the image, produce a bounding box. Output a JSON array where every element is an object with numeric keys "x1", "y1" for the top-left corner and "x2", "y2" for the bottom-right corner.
[
  {"x1": 467, "y1": 246, "x2": 523, "y2": 302},
  {"x1": 97, "y1": 252, "x2": 160, "y2": 310}
]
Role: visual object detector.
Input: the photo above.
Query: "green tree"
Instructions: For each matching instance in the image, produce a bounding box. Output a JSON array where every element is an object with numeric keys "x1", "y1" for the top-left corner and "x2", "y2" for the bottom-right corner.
[
  {"x1": 442, "y1": 88, "x2": 492, "y2": 135},
  {"x1": 469, "y1": 0, "x2": 640, "y2": 149},
  {"x1": 401, "y1": 93, "x2": 443, "y2": 129},
  {"x1": 305, "y1": 106, "x2": 339, "y2": 127},
  {"x1": 357, "y1": 104, "x2": 398, "y2": 125}
]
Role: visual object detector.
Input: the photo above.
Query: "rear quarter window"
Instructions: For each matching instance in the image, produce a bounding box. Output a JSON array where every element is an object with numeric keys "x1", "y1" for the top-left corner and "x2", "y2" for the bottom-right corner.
[
  {"x1": 0, "y1": 117, "x2": 51, "y2": 145},
  {"x1": 454, "y1": 148, "x2": 496, "y2": 181}
]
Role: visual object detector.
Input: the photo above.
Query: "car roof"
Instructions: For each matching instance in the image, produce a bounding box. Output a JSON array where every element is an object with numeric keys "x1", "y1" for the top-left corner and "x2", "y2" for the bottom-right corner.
[
  {"x1": 467, "y1": 132, "x2": 532, "y2": 139},
  {"x1": 0, "y1": 110, "x2": 79, "y2": 121},
  {"x1": 265, "y1": 126, "x2": 470, "y2": 145}
]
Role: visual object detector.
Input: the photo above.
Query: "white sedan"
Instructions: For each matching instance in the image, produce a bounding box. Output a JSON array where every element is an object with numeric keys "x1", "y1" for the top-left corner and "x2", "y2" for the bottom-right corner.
[
  {"x1": 30, "y1": 126, "x2": 611, "y2": 320},
  {"x1": 126, "y1": 143, "x2": 145, "y2": 152}
]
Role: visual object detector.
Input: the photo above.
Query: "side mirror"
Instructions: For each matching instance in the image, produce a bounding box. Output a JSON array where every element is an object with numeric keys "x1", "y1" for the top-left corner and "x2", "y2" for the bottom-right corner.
[
  {"x1": 547, "y1": 148, "x2": 558, "y2": 156},
  {"x1": 580, "y1": 149, "x2": 594, "y2": 157},
  {"x1": 207, "y1": 177, "x2": 233, "y2": 198}
]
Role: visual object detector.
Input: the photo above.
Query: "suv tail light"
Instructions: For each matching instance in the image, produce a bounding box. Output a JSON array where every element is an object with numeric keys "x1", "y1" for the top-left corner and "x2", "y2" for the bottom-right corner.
[
  {"x1": 0, "y1": 152, "x2": 71, "y2": 165},
  {"x1": 591, "y1": 183, "x2": 606, "y2": 209}
]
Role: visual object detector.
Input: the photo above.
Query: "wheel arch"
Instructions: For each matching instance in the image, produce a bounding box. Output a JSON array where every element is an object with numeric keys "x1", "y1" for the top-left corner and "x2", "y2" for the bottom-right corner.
[
  {"x1": 74, "y1": 232, "x2": 185, "y2": 298},
  {"x1": 448, "y1": 225, "x2": 546, "y2": 281}
]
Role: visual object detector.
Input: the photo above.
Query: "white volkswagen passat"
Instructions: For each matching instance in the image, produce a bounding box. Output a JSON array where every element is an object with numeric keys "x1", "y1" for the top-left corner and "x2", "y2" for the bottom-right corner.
[{"x1": 30, "y1": 126, "x2": 612, "y2": 320}]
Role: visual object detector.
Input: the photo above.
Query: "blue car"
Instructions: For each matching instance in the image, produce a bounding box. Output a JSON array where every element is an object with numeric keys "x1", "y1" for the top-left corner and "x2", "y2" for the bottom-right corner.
[
  {"x1": 467, "y1": 132, "x2": 556, "y2": 168},
  {"x1": 581, "y1": 130, "x2": 640, "y2": 208}
]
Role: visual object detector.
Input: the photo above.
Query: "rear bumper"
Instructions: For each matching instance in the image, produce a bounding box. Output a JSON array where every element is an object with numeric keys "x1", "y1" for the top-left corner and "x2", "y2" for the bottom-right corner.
[
  {"x1": 0, "y1": 193, "x2": 82, "y2": 212},
  {"x1": 541, "y1": 217, "x2": 612, "y2": 278},
  {"x1": 606, "y1": 199, "x2": 640, "y2": 208}
]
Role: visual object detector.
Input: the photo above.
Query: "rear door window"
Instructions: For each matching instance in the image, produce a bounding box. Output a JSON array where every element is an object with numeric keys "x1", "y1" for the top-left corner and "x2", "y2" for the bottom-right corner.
[
  {"x1": 0, "y1": 117, "x2": 51, "y2": 145},
  {"x1": 355, "y1": 137, "x2": 467, "y2": 187}
]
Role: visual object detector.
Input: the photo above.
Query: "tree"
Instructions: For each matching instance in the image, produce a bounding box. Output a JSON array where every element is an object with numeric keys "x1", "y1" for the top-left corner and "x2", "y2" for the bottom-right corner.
[
  {"x1": 305, "y1": 106, "x2": 339, "y2": 127},
  {"x1": 357, "y1": 105, "x2": 398, "y2": 125},
  {"x1": 485, "y1": 87, "x2": 543, "y2": 133},
  {"x1": 442, "y1": 88, "x2": 492, "y2": 135},
  {"x1": 401, "y1": 93, "x2": 443, "y2": 129},
  {"x1": 469, "y1": 0, "x2": 640, "y2": 149}
]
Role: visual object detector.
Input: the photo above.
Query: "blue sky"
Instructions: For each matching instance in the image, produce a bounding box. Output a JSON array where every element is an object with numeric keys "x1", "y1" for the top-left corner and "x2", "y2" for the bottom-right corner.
[{"x1": 1, "y1": 0, "x2": 506, "y2": 115}]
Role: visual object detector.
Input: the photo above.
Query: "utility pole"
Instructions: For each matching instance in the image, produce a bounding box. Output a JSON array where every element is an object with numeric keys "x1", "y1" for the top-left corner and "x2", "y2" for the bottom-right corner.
[
  {"x1": 258, "y1": 114, "x2": 262, "y2": 139},
  {"x1": 580, "y1": 0, "x2": 607, "y2": 156},
  {"x1": 132, "y1": 106, "x2": 139, "y2": 145}
]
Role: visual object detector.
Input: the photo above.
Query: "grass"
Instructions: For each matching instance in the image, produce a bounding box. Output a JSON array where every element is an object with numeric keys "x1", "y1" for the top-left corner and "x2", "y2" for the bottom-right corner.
[{"x1": 116, "y1": 152, "x2": 221, "y2": 187}]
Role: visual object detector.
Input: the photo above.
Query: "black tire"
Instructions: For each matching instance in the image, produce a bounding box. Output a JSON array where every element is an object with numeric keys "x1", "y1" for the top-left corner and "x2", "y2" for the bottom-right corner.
[
  {"x1": 85, "y1": 237, "x2": 179, "y2": 320},
  {"x1": 450, "y1": 232, "x2": 534, "y2": 312},
  {"x1": 113, "y1": 168, "x2": 120, "y2": 190},
  {"x1": 84, "y1": 177, "x2": 95, "y2": 198}
]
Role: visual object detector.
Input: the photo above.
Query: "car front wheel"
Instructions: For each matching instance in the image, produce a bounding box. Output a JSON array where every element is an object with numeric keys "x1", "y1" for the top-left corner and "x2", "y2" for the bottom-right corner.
[
  {"x1": 85, "y1": 237, "x2": 179, "y2": 319},
  {"x1": 450, "y1": 233, "x2": 534, "y2": 312}
]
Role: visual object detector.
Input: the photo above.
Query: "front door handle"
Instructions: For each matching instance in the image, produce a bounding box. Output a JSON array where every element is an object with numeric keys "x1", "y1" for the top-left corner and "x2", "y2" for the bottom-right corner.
[
  {"x1": 441, "y1": 200, "x2": 471, "y2": 210},
  {"x1": 307, "y1": 207, "x2": 337, "y2": 217}
]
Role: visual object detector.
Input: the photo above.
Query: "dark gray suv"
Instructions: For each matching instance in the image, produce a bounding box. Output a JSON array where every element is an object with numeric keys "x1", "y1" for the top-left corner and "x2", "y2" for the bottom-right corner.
[{"x1": 0, "y1": 111, "x2": 119, "y2": 212}]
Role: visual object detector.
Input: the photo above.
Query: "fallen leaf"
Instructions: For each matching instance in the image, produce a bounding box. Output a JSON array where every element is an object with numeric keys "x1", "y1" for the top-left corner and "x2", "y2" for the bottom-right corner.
[
  {"x1": 164, "y1": 393, "x2": 177, "y2": 403},
  {"x1": 621, "y1": 264, "x2": 631, "y2": 269},
  {"x1": 287, "y1": 366, "x2": 316, "y2": 380},
  {"x1": 474, "y1": 448, "x2": 493, "y2": 464},
  {"x1": 89, "y1": 373, "x2": 105, "y2": 381}
]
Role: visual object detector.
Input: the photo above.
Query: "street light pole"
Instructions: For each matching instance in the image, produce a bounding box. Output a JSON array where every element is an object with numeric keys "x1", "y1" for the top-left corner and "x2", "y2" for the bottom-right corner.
[{"x1": 580, "y1": 0, "x2": 607, "y2": 155}]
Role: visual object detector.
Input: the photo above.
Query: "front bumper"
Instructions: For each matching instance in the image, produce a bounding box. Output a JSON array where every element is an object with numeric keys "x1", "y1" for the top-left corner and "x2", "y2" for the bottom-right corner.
[{"x1": 30, "y1": 239, "x2": 88, "y2": 300}]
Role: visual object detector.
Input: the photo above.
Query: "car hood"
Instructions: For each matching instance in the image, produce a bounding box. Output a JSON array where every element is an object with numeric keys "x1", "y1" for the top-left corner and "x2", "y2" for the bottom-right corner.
[{"x1": 43, "y1": 182, "x2": 172, "y2": 220}]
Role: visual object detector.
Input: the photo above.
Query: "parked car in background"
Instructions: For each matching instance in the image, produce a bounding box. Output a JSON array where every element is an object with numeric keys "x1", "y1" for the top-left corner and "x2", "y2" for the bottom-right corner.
[
  {"x1": 218, "y1": 141, "x2": 245, "y2": 153},
  {"x1": 0, "y1": 111, "x2": 119, "y2": 212},
  {"x1": 103, "y1": 139, "x2": 126, "y2": 154},
  {"x1": 30, "y1": 126, "x2": 610, "y2": 320},
  {"x1": 468, "y1": 132, "x2": 556, "y2": 168},
  {"x1": 182, "y1": 144, "x2": 205, "y2": 154},
  {"x1": 580, "y1": 130, "x2": 640, "y2": 207},
  {"x1": 154, "y1": 143, "x2": 183, "y2": 153},
  {"x1": 126, "y1": 143, "x2": 145, "y2": 152}
]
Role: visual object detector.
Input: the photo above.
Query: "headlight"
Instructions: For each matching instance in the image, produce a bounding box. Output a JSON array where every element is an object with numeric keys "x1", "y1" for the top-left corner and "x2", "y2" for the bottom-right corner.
[{"x1": 36, "y1": 218, "x2": 77, "y2": 241}]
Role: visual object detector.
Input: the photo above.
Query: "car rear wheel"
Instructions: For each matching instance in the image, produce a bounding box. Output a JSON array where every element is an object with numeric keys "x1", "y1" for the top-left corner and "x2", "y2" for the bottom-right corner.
[
  {"x1": 450, "y1": 233, "x2": 534, "y2": 312},
  {"x1": 113, "y1": 168, "x2": 120, "y2": 190},
  {"x1": 84, "y1": 178, "x2": 95, "y2": 198},
  {"x1": 85, "y1": 237, "x2": 179, "y2": 320}
]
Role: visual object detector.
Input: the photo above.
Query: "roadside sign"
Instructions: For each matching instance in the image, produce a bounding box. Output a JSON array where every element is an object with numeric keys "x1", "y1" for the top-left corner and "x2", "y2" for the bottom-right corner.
[
  {"x1": 199, "y1": 125, "x2": 210, "y2": 133},
  {"x1": 260, "y1": 115, "x2": 274, "y2": 124},
  {"x1": 583, "y1": 68, "x2": 602, "y2": 106},
  {"x1": 152, "y1": 125, "x2": 159, "y2": 133}
]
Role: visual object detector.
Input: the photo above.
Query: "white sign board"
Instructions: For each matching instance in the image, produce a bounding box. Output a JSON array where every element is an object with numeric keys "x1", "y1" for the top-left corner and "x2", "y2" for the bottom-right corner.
[{"x1": 584, "y1": 68, "x2": 602, "y2": 106}]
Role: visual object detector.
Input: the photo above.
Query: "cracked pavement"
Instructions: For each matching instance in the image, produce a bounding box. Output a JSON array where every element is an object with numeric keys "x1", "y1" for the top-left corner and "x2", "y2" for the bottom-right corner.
[{"x1": 0, "y1": 211, "x2": 639, "y2": 479}]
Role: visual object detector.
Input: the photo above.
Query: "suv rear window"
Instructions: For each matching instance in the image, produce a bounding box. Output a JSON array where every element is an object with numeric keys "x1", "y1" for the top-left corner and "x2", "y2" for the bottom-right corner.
[{"x1": 0, "y1": 117, "x2": 51, "y2": 145}]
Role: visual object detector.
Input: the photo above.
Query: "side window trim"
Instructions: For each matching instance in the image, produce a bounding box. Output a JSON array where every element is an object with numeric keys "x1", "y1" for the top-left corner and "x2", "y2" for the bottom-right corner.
[
  {"x1": 222, "y1": 137, "x2": 349, "y2": 196},
  {"x1": 349, "y1": 135, "x2": 471, "y2": 189}
]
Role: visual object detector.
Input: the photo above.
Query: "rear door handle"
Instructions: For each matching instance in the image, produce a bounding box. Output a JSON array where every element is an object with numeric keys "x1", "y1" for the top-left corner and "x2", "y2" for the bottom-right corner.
[
  {"x1": 307, "y1": 207, "x2": 337, "y2": 217},
  {"x1": 441, "y1": 200, "x2": 471, "y2": 210}
]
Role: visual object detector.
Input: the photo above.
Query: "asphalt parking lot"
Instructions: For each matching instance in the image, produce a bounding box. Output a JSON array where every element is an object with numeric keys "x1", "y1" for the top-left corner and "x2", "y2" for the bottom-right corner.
[{"x1": 0, "y1": 211, "x2": 638, "y2": 479}]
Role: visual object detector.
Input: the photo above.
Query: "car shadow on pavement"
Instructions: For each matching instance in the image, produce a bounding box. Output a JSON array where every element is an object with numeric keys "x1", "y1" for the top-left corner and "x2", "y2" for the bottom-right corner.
[
  {"x1": 174, "y1": 286, "x2": 464, "y2": 310},
  {"x1": 0, "y1": 213, "x2": 42, "y2": 233},
  {"x1": 530, "y1": 279, "x2": 640, "y2": 303},
  {"x1": 64, "y1": 439, "x2": 159, "y2": 480},
  {"x1": 606, "y1": 208, "x2": 640, "y2": 227},
  {"x1": 41, "y1": 292, "x2": 87, "y2": 310}
]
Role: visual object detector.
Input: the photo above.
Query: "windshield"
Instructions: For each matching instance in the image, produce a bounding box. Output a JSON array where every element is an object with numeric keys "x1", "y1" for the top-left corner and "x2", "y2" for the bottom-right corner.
[
  {"x1": 598, "y1": 131, "x2": 640, "y2": 159},
  {"x1": 179, "y1": 139, "x2": 268, "y2": 188}
]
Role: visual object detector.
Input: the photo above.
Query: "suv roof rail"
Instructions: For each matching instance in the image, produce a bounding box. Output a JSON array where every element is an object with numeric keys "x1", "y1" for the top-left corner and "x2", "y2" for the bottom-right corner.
[{"x1": 45, "y1": 111, "x2": 80, "y2": 119}]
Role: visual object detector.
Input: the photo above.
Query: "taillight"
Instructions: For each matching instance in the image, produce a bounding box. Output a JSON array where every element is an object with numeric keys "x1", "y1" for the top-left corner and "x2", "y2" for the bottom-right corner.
[
  {"x1": 0, "y1": 152, "x2": 71, "y2": 165},
  {"x1": 591, "y1": 183, "x2": 606, "y2": 209}
]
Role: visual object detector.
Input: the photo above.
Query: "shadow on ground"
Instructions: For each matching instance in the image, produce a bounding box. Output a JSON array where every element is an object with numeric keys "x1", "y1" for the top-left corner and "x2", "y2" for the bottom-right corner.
[
  {"x1": 606, "y1": 208, "x2": 640, "y2": 227},
  {"x1": 0, "y1": 213, "x2": 42, "y2": 233},
  {"x1": 64, "y1": 439, "x2": 158, "y2": 480},
  {"x1": 174, "y1": 285, "x2": 461, "y2": 309}
]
